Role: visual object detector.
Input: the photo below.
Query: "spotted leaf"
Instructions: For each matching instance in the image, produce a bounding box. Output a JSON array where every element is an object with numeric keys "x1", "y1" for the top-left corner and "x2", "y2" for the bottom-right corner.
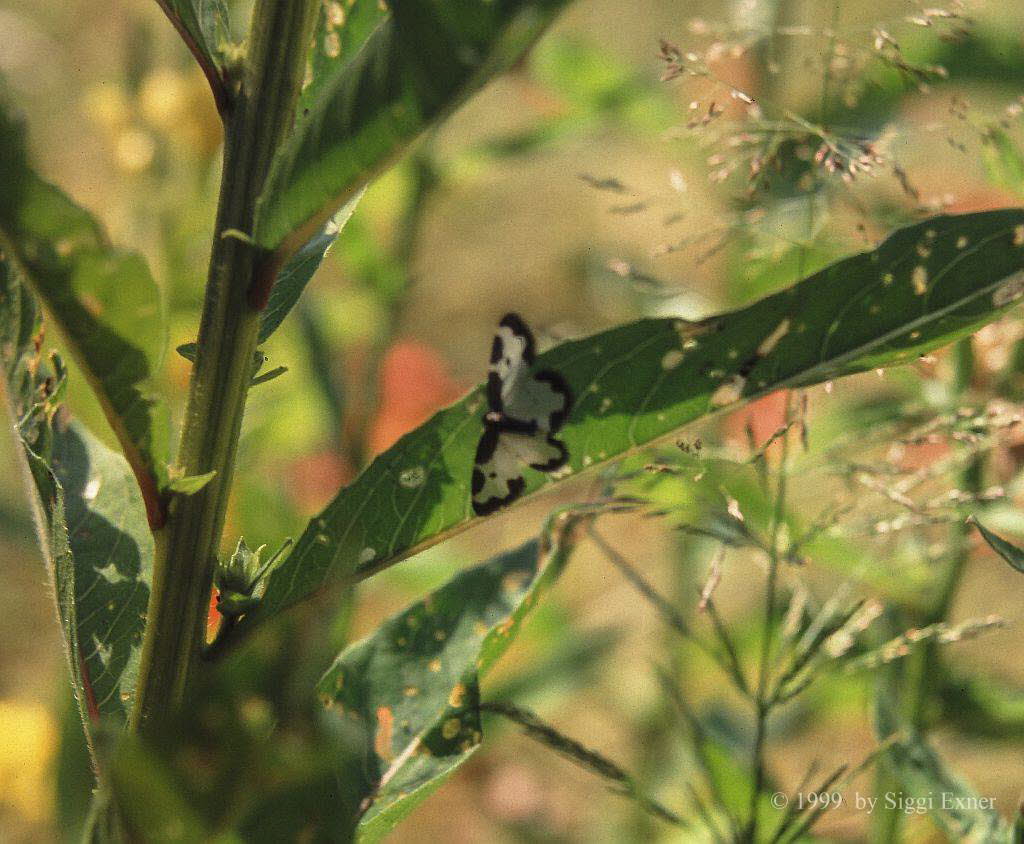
[{"x1": 317, "y1": 515, "x2": 579, "y2": 842}]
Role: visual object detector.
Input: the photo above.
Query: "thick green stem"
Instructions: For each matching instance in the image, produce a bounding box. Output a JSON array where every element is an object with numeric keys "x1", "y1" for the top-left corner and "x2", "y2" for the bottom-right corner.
[{"x1": 130, "y1": 0, "x2": 316, "y2": 732}]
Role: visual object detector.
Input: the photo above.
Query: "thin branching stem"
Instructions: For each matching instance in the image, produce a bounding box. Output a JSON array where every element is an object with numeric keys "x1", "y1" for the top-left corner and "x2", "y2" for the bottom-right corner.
[
  {"x1": 481, "y1": 701, "x2": 686, "y2": 828},
  {"x1": 588, "y1": 525, "x2": 749, "y2": 693},
  {"x1": 746, "y1": 393, "x2": 796, "y2": 839}
]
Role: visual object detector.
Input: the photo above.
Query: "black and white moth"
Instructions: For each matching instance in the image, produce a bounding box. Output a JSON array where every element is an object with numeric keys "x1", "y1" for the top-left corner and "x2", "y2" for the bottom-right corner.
[{"x1": 471, "y1": 313, "x2": 573, "y2": 516}]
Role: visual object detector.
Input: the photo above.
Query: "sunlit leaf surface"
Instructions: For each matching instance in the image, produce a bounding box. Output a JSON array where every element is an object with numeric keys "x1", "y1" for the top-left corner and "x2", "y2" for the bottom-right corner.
[
  {"x1": 247, "y1": 211, "x2": 1024, "y2": 624},
  {"x1": 254, "y1": 0, "x2": 573, "y2": 261},
  {"x1": 0, "y1": 98, "x2": 169, "y2": 523}
]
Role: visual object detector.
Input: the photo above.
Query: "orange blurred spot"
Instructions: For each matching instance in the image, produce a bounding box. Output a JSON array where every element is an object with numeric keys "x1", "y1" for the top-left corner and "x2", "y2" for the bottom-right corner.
[
  {"x1": 285, "y1": 450, "x2": 353, "y2": 516},
  {"x1": 368, "y1": 340, "x2": 464, "y2": 455},
  {"x1": 375, "y1": 706, "x2": 394, "y2": 761},
  {"x1": 724, "y1": 390, "x2": 789, "y2": 453},
  {"x1": 206, "y1": 589, "x2": 220, "y2": 644}
]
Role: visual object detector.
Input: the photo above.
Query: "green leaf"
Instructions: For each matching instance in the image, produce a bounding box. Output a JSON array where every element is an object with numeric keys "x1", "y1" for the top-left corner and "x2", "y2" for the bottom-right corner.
[
  {"x1": 246, "y1": 210, "x2": 1024, "y2": 624},
  {"x1": 317, "y1": 515, "x2": 579, "y2": 842},
  {"x1": 982, "y1": 127, "x2": 1024, "y2": 199},
  {"x1": 971, "y1": 516, "x2": 1024, "y2": 573},
  {"x1": 885, "y1": 733, "x2": 1011, "y2": 841},
  {"x1": 51, "y1": 420, "x2": 155, "y2": 723},
  {"x1": 299, "y1": 0, "x2": 390, "y2": 117},
  {"x1": 249, "y1": 365, "x2": 288, "y2": 387},
  {"x1": 258, "y1": 190, "x2": 364, "y2": 343},
  {"x1": 166, "y1": 469, "x2": 218, "y2": 495},
  {"x1": 254, "y1": 0, "x2": 572, "y2": 262},
  {"x1": 153, "y1": 0, "x2": 231, "y2": 112},
  {"x1": 1, "y1": 258, "x2": 154, "y2": 728},
  {"x1": 0, "y1": 96, "x2": 169, "y2": 525},
  {"x1": 939, "y1": 672, "x2": 1024, "y2": 739}
]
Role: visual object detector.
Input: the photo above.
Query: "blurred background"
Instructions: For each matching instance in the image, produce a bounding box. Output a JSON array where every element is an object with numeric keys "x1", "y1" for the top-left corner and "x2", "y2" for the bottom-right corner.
[{"x1": 4, "y1": 0, "x2": 1024, "y2": 840}]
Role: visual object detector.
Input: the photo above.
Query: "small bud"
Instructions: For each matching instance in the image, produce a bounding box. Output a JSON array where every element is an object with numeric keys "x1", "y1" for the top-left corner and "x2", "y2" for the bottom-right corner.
[{"x1": 215, "y1": 536, "x2": 294, "y2": 617}]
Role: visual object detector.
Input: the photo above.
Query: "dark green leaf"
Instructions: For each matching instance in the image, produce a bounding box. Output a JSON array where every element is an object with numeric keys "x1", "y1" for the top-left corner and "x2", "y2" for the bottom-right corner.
[
  {"x1": 257, "y1": 190, "x2": 363, "y2": 343},
  {"x1": 0, "y1": 96, "x2": 169, "y2": 524},
  {"x1": 1, "y1": 261, "x2": 154, "y2": 727},
  {"x1": 939, "y1": 672, "x2": 1024, "y2": 739},
  {"x1": 299, "y1": 0, "x2": 389, "y2": 117},
  {"x1": 247, "y1": 210, "x2": 1024, "y2": 624},
  {"x1": 254, "y1": 0, "x2": 572, "y2": 261},
  {"x1": 885, "y1": 733, "x2": 1010, "y2": 841},
  {"x1": 55, "y1": 693, "x2": 96, "y2": 843},
  {"x1": 51, "y1": 420, "x2": 155, "y2": 723},
  {"x1": 971, "y1": 516, "x2": 1024, "y2": 573},
  {"x1": 317, "y1": 515, "x2": 579, "y2": 841},
  {"x1": 249, "y1": 365, "x2": 288, "y2": 387}
]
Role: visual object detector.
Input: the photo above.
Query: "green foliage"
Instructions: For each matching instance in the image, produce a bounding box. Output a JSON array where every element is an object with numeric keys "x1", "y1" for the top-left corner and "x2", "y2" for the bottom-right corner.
[
  {"x1": 982, "y1": 128, "x2": 1024, "y2": 199},
  {"x1": 1, "y1": 265, "x2": 153, "y2": 732},
  {"x1": 164, "y1": 469, "x2": 217, "y2": 495},
  {"x1": 250, "y1": 210, "x2": 1024, "y2": 624},
  {"x1": 971, "y1": 517, "x2": 1024, "y2": 573},
  {"x1": 317, "y1": 516, "x2": 578, "y2": 841},
  {"x1": 254, "y1": 0, "x2": 574, "y2": 260},
  {"x1": 0, "y1": 97, "x2": 169, "y2": 519},
  {"x1": 109, "y1": 732, "x2": 231, "y2": 843},
  {"x1": 9, "y1": 0, "x2": 1024, "y2": 839},
  {"x1": 258, "y1": 189, "x2": 364, "y2": 343},
  {"x1": 884, "y1": 733, "x2": 1011, "y2": 841},
  {"x1": 51, "y1": 422, "x2": 154, "y2": 723}
]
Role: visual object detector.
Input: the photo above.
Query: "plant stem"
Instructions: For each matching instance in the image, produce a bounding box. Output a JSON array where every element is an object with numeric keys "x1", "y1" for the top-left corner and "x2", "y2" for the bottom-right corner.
[
  {"x1": 130, "y1": 0, "x2": 316, "y2": 732},
  {"x1": 746, "y1": 394, "x2": 794, "y2": 840},
  {"x1": 871, "y1": 337, "x2": 978, "y2": 840}
]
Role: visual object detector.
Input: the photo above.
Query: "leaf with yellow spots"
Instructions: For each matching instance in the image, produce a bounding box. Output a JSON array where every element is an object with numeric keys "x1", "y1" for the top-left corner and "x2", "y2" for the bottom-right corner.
[{"x1": 317, "y1": 513, "x2": 581, "y2": 843}]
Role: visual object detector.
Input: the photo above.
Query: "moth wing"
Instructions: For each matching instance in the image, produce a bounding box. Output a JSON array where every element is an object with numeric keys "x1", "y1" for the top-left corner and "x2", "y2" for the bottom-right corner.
[
  {"x1": 501, "y1": 369, "x2": 572, "y2": 433},
  {"x1": 487, "y1": 313, "x2": 535, "y2": 411},
  {"x1": 472, "y1": 426, "x2": 526, "y2": 515},
  {"x1": 471, "y1": 429, "x2": 568, "y2": 515}
]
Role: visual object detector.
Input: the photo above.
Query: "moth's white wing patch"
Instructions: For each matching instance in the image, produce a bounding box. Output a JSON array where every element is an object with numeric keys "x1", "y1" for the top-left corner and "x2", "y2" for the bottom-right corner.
[
  {"x1": 472, "y1": 430, "x2": 567, "y2": 515},
  {"x1": 490, "y1": 324, "x2": 531, "y2": 384},
  {"x1": 501, "y1": 372, "x2": 570, "y2": 432},
  {"x1": 473, "y1": 313, "x2": 573, "y2": 516},
  {"x1": 502, "y1": 431, "x2": 566, "y2": 471}
]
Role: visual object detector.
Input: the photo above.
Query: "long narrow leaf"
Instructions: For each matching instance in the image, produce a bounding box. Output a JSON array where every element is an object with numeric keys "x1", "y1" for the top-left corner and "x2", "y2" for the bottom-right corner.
[
  {"x1": 246, "y1": 210, "x2": 1024, "y2": 626},
  {"x1": 258, "y1": 189, "x2": 364, "y2": 343},
  {"x1": 885, "y1": 734, "x2": 1011, "y2": 841},
  {"x1": 254, "y1": 0, "x2": 572, "y2": 268},
  {"x1": 0, "y1": 263, "x2": 154, "y2": 730},
  {"x1": 317, "y1": 513, "x2": 580, "y2": 842},
  {"x1": 970, "y1": 517, "x2": 1024, "y2": 573},
  {"x1": 0, "y1": 96, "x2": 169, "y2": 526}
]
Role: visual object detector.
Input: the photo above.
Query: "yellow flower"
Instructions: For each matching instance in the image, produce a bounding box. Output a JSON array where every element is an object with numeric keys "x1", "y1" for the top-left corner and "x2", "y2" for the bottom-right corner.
[{"x1": 0, "y1": 699, "x2": 56, "y2": 824}]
